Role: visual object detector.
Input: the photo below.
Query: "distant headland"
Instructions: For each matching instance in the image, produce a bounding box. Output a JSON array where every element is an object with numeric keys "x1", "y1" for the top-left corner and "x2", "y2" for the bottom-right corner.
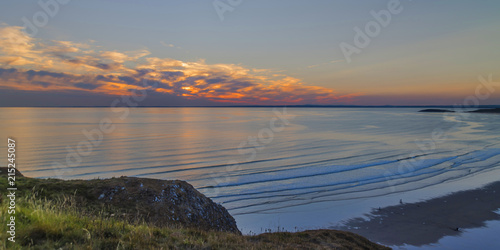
[{"x1": 419, "y1": 108, "x2": 500, "y2": 114}]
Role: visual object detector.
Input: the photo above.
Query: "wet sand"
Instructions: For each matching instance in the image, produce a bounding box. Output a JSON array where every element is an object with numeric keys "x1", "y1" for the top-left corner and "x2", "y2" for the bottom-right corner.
[{"x1": 335, "y1": 181, "x2": 500, "y2": 247}]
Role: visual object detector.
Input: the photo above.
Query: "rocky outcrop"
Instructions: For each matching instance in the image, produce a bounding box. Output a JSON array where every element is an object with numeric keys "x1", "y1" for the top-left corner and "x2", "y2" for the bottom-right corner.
[
  {"x1": 0, "y1": 168, "x2": 239, "y2": 234},
  {"x1": 418, "y1": 109, "x2": 455, "y2": 113},
  {"x1": 88, "y1": 177, "x2": 240, "y2": 234}
]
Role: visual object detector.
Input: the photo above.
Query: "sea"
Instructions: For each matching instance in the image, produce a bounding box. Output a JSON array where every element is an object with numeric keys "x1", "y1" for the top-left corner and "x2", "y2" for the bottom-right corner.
[{"x1": 1, "y1": 107, "x2": 499, "y2": 249}]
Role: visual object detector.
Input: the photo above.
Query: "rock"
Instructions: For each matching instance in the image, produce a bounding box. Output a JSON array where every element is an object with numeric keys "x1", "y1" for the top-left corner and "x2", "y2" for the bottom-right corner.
[
  {"x1": 468, "y1": 108, "x2": 500, "y2": 114},
  {"x1": 418, "y1": 109, "x2": 455, "y2": 113},
  {"x1": 3, "y1": 169, "x2": 240, "y2": 234},
  {"x1": 86, "y1": 177, "x2": 241, "y2": 234}
]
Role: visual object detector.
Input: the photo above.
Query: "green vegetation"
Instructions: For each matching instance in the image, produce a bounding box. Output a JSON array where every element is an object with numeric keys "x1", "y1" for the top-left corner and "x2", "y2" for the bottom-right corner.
[
  {"x1": 1, "y1": 189, "x2": 240, "y2": 249},
  {"x1": 0, "y1": 174, "x2": 390, "y2": 249}
]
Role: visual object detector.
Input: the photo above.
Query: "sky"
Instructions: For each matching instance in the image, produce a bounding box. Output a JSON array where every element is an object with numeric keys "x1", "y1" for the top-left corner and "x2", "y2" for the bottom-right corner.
[{"x1": 0, "y1": 0, "x2": 499, "y2": 106}]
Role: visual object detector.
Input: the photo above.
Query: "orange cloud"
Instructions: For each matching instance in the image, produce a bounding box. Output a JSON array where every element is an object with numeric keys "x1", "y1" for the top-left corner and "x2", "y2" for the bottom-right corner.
[{"x1": 0, "y1": 24, "x2": 358, "y2": 105}]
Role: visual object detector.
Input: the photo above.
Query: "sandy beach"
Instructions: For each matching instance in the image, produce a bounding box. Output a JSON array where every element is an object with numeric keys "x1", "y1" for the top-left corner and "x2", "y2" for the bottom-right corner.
[{"x1": 337, "y1": 181, "x2": 500, "y2": 247}]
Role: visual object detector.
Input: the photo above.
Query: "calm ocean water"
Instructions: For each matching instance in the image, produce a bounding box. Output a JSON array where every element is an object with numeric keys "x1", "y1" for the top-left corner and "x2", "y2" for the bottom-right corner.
[{"x1": 1, "y1": 107, "x2": 500, "y2": 236}]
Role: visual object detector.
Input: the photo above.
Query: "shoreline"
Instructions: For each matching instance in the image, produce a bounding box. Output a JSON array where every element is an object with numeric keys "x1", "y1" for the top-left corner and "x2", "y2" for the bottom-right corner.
[{"x1": 336, "y1": 180, "x2": 500, "y2": 247}]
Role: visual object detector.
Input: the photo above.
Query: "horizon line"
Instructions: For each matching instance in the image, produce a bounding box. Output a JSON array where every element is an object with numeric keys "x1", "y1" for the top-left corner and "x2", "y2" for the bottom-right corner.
[{"x1": 1, "y1": 105, "x2": 499, "y2": 108}]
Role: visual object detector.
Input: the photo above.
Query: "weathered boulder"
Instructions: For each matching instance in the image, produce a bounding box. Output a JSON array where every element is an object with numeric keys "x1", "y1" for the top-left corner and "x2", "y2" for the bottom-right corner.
[{"x1": 89, "y1": 177, "x2": 240, "y2": 234}]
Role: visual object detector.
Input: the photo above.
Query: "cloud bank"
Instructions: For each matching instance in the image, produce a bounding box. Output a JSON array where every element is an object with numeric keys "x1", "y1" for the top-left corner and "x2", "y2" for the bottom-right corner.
[{"x1": 0, "y1": 24, "x2": 357, "y2": 106}]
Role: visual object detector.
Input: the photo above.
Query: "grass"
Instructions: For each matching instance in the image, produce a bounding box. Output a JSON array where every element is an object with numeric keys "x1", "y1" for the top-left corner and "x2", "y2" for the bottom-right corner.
[
  {"x1": 1, "y1": 191, "x2": 245, "y2": 249},
  {"x1": 0, "y1": 175, "x2": 391, "y2": 249}
]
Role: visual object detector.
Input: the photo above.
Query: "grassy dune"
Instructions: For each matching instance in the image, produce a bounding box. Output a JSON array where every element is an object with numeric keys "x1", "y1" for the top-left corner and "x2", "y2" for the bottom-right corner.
[{"x1": 0, "y1": 172, "x2": 390, "y2": 249}]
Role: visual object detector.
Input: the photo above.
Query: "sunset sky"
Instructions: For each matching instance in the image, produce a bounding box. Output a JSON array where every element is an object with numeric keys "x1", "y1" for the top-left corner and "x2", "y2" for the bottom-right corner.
[{"x1": 0, "y1": 0, "x2": 499, "y2": 106}]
